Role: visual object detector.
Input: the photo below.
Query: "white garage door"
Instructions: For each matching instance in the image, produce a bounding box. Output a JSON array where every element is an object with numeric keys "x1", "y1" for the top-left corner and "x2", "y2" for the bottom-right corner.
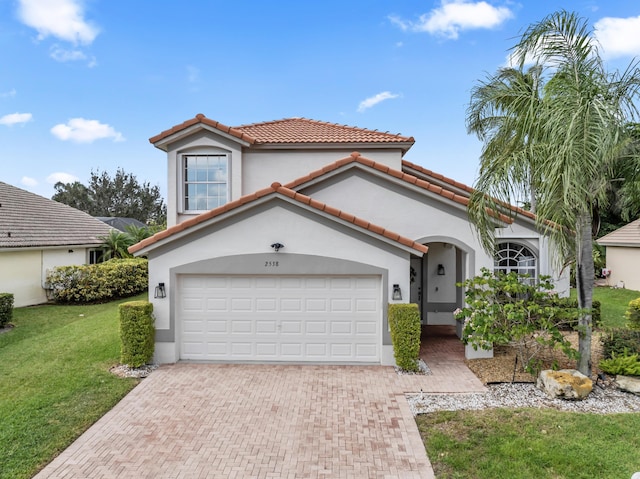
[{"x1": 179, "y1": 275, "x2": 381, "y2": 362}]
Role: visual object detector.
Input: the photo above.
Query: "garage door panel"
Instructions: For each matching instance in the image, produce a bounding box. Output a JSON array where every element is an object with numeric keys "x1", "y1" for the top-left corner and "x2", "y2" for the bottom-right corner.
[{"x1": 179, "y1": 275, "x2": 381, "y2": 362}]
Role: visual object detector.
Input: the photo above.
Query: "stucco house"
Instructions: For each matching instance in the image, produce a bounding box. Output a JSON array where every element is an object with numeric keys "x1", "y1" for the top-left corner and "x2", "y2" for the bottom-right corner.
[
  {"x1": 130, "y1": 114, "x2": 568, "y2": 366},
  {"x1": 0, "y1": 181, "x2": 113, "y2": 307},
  {"x1": 597, "y1": 218, "x2": 640, "y2": 291}
]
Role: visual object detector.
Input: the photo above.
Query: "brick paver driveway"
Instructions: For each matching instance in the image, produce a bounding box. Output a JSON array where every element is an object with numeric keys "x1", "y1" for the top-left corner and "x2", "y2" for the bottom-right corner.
[{"x1": 34, "y1": 364, "x2": 436, "y2": 478}]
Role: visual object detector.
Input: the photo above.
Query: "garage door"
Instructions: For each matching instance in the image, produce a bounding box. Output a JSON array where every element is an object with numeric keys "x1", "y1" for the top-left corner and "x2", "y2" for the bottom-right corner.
[{"x1": 179, "y1": 275, "x2": 381, "y2": 362}]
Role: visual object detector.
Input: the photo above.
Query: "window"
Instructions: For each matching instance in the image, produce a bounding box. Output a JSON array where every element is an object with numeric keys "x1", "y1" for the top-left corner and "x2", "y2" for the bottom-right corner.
[
  {"x1": 183, "y1": 154, "x2": 228, "y2": 211},
  {"x1": 494, "y1": 242, "x2": 537, "y2": 282},
  {"x1": 88, "y1": 248, "x2": 105, "y2": 264}
]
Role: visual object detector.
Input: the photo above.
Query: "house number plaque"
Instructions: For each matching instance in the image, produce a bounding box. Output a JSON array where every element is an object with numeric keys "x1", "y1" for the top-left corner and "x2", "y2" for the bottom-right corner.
[{"x1": 264, "y1": 261, "x2": 279, "y2": 267}]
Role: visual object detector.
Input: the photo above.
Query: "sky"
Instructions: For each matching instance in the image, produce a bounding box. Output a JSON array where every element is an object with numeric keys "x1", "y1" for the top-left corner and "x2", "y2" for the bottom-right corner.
[{"x1": 1, "y1": 0, "x2": 640, "y2": 201}]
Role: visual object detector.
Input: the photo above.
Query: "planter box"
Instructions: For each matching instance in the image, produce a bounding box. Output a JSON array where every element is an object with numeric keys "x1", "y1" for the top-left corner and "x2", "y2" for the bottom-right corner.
[{"x1": 465, "y1": 342, "x2": 494, "y2": 359}]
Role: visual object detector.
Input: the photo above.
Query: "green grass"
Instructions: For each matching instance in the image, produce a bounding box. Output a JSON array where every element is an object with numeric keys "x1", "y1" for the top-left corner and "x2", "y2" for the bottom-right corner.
[
  {"x1": 417, "y1": 409, "x2": 640, "y2": 479},
  {"x1": 571, "y1": 286, "x2": 640, "y2": 329},
  {"x1": 0, "y1": 295, "x2": 145, "y2": 479}
]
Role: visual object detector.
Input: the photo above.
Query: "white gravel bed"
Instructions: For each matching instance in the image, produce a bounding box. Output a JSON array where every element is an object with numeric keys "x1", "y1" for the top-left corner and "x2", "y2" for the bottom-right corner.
[{"x1": 407, "y1": 382, "x2": 640, "y2": 416}]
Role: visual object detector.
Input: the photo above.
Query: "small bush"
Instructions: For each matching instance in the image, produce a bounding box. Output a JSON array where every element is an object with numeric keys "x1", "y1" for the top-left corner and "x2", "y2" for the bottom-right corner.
[
  {"x1": 119, "y1": 300, "x2": 154, "y2": 367},
  {"x1": 602, "y1": 328, "x2": 640, "y2": 359},
  {"x1": 545, "y1": 297, "x2": 601, "y2": 330},
  {"x1": 0, "y1": 293, "x2": 14, "y2": 328},
  {"x1": 625, "y1": 298, "x2": 640, "y2": 330},
  {"x1": 388, "y1": 303, "x2": 421, "y2": 372},
  {"x1": 47, "y1": 258, "x2": 148, "y2": 304},
  {"x1": 599, "y1": 353, "x2": 640, "y2": 376}
]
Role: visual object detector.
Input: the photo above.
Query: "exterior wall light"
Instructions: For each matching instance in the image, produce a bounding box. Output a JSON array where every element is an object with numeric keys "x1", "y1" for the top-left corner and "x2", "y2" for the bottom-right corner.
[
  {"x1": 392, "y1": 284, "x2": 402, "y2": 301},
  {"x1": 437, "y1": 264, "x2": 445, "y2": 276},
  {"x1": 271, "y1": 242, "x2": 284, "y2": 252},
  {"x1": 154, "y1": 282, "x2": 166, "y2": 298}
]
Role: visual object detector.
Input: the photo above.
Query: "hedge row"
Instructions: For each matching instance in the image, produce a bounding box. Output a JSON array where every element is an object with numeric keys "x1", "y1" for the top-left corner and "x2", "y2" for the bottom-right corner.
[
  {"x1": 0, "y1": 293, "x2": 13, "y2": 328},
  {"x1": 545, "y1": 297, "x2": 602, "y2": 330},
  {"x1": 47, "y1": 258, "x2": 148, "y2": 303},
  {"x1": 119, "y1": 300, "x2": 155, "y2": 367},
  {"x1": 388, "y1": 303, "x2": 421, "y2": 372}
]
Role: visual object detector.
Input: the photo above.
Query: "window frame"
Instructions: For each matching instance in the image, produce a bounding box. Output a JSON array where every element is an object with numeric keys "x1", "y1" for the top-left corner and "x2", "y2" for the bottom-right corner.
[
  {"x1": 180, "y1": 151, "x2": 230, "y2": 214},
  {"x1": 494, "y1": 241, "x2": 538, "y2": 283}
]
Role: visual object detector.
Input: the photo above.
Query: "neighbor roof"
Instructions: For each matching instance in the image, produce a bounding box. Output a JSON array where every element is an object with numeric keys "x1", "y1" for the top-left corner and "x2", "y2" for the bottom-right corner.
[
  {"x1": 97, "y1": 217, "x2": 147, "y2": 232},
  {"x1": 0, "y1": 181, "x2": 113, "y2": 248},
  {"x1": 597, "y1": 218, "x2": 640, "y2": 247},
  {"x1": 150, "y1": 114, "x2": 415, "y2": 152},
  {"x1": 129, "y1": 180, "x2": 428, "y2": 256}
]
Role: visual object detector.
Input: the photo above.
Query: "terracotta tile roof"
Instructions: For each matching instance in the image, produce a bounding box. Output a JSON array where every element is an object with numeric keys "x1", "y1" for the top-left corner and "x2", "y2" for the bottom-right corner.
[
  {"x1": 401, "y1": 159, "x2": 539, "y2": 222},
  {"x1": 283, "y1": 152, "x2": 513, "y2": 225},
  {"x1": 597, "y1": 218, "x2": 640, "y2": 247},
  {"x1": 129, "y1": 181, "x2": 428, "y2": 256},
  {"x1": 0, "y1": 181, "x2": 113, "y2": 248},
  {"x1": 150, "y1": 114, "x2": 415, "y2": 149}
]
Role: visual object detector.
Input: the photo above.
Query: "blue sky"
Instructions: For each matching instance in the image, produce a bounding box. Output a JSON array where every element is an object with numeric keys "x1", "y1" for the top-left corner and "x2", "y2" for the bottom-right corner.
[{"x1": 2, "y1": 0, "x2": 640, "y2": 200}]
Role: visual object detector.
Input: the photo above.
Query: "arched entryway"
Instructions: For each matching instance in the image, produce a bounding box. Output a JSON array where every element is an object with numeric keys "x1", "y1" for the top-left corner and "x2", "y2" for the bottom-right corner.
[{"x1": 409, "y1": 237, "x2": 474, "y2": 334}]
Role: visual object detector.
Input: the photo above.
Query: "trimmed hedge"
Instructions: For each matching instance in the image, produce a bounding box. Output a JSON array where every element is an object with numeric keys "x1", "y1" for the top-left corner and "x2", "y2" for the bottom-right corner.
[
  {"x1": 0, "y1": 293, "x2": 13, "y2": 328},
  {"x1": 626, "y1": 298, "x2": 640, "y2": 330},
  {"x1": 47, "y1": 258, "x2": 148, "y2": 304},
  {"x1": 119, "y1": 300, "x2": 155, "y2": 367},
  {"x1": 602, "y1": 328, "x2": 640, "y2": 360},
  {"x1": 388, "y1": 303, "x2": 421, "y2": 372}
]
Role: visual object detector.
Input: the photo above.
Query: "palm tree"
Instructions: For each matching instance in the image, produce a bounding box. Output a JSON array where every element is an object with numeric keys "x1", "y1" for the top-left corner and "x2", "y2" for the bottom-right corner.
[
  {"x1": 467, "y1": 10, "x2": 640, "y2": 376},
  {"x1": 99, "y1": 229, "x2": 134, "y2": 260}
]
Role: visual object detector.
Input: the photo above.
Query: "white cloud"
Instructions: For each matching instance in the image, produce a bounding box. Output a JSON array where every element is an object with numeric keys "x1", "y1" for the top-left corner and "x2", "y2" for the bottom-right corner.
[
  {"x1": 357, "y1": 91, "x2": 400, "y2": 112},
  {"x1": 51, "y1": 118, "x2": 125, "y2": 143},
  {"x1": 595, "y1": 16, "x2": 640, "y2": 59},
  {"x1": 0, "y1": 89, "x2": 17, "y2": 98},
  {"x1": 18, "y1": 0, "x2": 99, "y2": 44},
  {"x1": 0, "y1": 112, "x2": 33, "y2": 126},
  {"x1": 21, "y1": 176, "x2": 38, "y2": 187},
  {"x1": 50, "y1": 45, "x2": 86, "y2": 62},
  {"x1": 46, "y1": 172, "x2": 80, "y2": 184},
  {"x1": 390, "y1": 0, "x2": 513, "y2": 39}
]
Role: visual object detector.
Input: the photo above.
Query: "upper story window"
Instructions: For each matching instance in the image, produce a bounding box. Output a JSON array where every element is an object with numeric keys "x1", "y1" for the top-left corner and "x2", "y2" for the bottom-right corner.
[
  {"x1": 494, "y1": 242, "x2": 537, "y2": 282},
  {"x1": 183, "y1": 154, "x2": 228, "y2": 212}
]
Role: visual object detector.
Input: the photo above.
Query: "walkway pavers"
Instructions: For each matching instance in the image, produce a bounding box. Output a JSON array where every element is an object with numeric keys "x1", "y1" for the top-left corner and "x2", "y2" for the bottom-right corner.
[{"x1": 34, "y1": 327, "x2": 483, "y2": 479}]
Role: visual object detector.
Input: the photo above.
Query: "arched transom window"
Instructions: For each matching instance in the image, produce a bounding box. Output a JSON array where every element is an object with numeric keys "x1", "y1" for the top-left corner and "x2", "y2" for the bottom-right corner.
[{"x1": 494, "y1": 242, "x2": 537, "y2": 281}]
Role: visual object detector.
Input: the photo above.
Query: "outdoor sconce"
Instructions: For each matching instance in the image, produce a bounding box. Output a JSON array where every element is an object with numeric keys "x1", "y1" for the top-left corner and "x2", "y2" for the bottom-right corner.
[
  {"x1": 392, "y1": 284, "x2": 402, "y2": 301},
  {"x1": 154, "y1": 282, "x2": 166, "y2": 299},
  {"x1": 271, "y1": 242, "x2": 284, "y2": 252},
  {"x1": 437, "y1": 264, "x2": 445, "y2": 276}
]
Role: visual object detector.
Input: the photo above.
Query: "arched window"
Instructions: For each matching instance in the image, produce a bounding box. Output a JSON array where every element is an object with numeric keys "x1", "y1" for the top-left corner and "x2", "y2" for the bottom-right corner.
[{"x1": 494, "y1": 242, "x2": 537, "y2": 282}]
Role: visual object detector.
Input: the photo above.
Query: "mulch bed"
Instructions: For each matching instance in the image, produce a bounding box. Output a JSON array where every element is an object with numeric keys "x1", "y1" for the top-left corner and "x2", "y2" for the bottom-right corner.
[{"x1": 465, "y1": 331, "x2": 605, "y2": 384}]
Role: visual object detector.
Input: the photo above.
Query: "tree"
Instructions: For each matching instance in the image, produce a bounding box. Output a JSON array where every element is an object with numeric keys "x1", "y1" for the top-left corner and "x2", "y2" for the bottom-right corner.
[
  {"x1": 466, "y1": 10, "x2": 640, "y2": 376},
  {"x1": 52, "y1": 168, "x2": 167, "y2": 225},
  {"x1": 99, "y1": 229, "x2": 134, "y2": 260}
]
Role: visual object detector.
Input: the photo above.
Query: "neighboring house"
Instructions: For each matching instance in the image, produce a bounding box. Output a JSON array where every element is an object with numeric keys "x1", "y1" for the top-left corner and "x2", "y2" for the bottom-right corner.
[
  {"x1": 0, "y1": 181, "x2": 113, "y2": 307},
  {"x1": 97, "y1": 217, "x2": 147, "y2": 232},
  {"x1": 597, "y1": 218, "x2": 640, "y2": 291},
  {"x1": 130, "y1": 114, "x2": 568, "y2": 366}
]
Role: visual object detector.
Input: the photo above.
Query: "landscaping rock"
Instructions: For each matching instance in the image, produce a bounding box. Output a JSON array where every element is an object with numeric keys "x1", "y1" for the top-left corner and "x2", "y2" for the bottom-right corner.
[
  {"x1": 616, "y1": 375, "x2": 640, "y2": 395},
  {"x1": 537, "y1": 369, "x2": 593, "y2": 400}
]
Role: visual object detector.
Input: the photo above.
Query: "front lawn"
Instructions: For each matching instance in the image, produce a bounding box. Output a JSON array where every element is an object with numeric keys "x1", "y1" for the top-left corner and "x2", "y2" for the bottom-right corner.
[
  {"x1": 417, "y1": 408, "x2": 640, "y2": 479},
  {"x1": 0, "y1": 295, "x2": 145, "y2": 479},
  {"x1": 572, "y1": 286, "x2": 640, "y2": 329}
]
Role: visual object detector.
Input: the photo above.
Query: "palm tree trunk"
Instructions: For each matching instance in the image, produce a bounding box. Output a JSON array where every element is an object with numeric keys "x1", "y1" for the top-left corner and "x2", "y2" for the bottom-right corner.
[{"x1": 575, "y1": 211, "x2": 594, "y2": 376}]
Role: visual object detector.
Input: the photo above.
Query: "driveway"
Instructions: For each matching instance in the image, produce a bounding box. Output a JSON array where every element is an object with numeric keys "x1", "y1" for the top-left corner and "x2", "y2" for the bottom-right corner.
[{"x1": 34, "y1": 364, "x2": 436, "y2": 478}]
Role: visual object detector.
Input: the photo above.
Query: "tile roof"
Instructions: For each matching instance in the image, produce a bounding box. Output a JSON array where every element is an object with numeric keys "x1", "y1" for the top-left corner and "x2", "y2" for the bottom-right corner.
[
  {"x1": 129, "y1": 180, "x2": 428, "y2": 256},
  {"x1": 597, "y1": 218, "x2": 640, "y2": 247},
  {"x1": 0, "y1": 181, "x2": 113, "y2": 248},
  {"x1": 402, "y1": 159, "x2": 539, "y2": 222},
  {"x1": 150, "y1": 114, "x2": 415, "y2": 149},
  {"x1": 284, "y1": 152, "x2": 514, "y2": 224}
]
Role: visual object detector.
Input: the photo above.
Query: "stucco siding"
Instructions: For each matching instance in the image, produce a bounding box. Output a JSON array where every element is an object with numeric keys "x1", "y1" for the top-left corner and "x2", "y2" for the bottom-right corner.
[
  {"x1": 0, "y1": 250, "x2": 44, "y2": 307},
  {"x1": 242, "y1": 149, "x2": 402, "y2": 194},
  {"x1": 146, "y1": 201, "x2": 414, "y2": 364},
  {"x1": 605, "y1": 246, "x2": 640, "y2": 291}
]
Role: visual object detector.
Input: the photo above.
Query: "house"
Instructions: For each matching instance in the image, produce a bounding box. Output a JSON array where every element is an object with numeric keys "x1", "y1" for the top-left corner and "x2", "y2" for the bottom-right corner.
[
  {"x1": 130, "y1": 114, "x2": 568, "y2": 366},
  {"x1": 0, "y1": 181, "x2": 113, "y2": 307},
  {"x1": 597, "y1": 218, "x2": 640, "y2": 291},
  {"x1": 97, "y1": 217, "x2": 147, "y2": 232}
]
